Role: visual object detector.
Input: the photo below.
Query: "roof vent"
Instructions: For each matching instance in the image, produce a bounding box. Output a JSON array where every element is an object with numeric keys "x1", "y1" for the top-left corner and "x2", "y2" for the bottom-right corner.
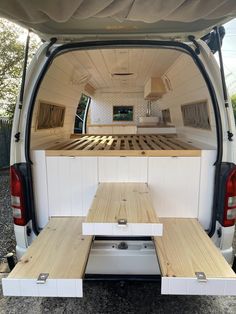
[{"x1": 112, "y1": 72, "x2": 134, "y2": 77}]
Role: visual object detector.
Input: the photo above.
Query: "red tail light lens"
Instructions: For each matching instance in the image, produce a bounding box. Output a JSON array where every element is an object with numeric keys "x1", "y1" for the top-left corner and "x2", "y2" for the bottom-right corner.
[
  {"x1": 223, "y1": 167, "x2": 236, "y2": 227},
  {"x1": 10, "y1": 166, "x2": 26, "y2": 226}
]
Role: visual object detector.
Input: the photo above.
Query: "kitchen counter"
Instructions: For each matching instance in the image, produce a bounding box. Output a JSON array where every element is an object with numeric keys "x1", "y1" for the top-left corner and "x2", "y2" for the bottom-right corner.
[{"x1": 137, "y1": 123, "x2": 176, "y2": 134}]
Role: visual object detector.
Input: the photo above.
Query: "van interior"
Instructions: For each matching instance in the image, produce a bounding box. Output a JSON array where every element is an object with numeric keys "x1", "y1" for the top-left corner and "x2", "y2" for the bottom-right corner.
[{"x1": 4, "y1": 46, "x2": 236, "y2": 297}]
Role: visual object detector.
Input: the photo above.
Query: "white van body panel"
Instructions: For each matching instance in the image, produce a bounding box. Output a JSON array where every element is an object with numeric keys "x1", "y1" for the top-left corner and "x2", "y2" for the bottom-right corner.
[{"x1": 6, "y1": 35, "x2": 236, "y2": 298}]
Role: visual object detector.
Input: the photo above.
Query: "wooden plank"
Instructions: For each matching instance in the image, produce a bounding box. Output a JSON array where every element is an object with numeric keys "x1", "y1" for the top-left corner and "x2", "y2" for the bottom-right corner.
[
  {"x1": 86, "y1": 183, "x2": 159, "y2": 223},
  {"x1": 149, "y1": 135, "x2": 173, "y2": 150},
  {"x1": 138, "y1": 136, "x2": 150, "y2": 150},
  {"x1": 83, "y1": 183, "x2": 163, "y2": 236},
  {"x1": 154, "y1": 218, "x2": 236, "y2": 279},
  {"x1": 8, "y1": 217, "x2": 92, "y2": 279},
  {"x1": 83, "y1": 135, "x2": 103, "y2": 150},
  {"x1": 46, "y1": 149, "x2": 201, "y2": 157},
  {"x1": 144, "y1": 135, "x2": 162, "y2": 150},
  {"x1": 104, "y1": 137, "x2": 114, "y2": 150}
]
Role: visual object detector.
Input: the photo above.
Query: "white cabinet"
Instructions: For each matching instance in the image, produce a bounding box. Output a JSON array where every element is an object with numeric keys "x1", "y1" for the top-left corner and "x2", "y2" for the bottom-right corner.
[
  {"x1": 144, "y1": 77, "x2": 166, "y2": 100},
  {"x1": 46, "y1": 157, "x2": 98, "y2": 217},
  {"x1": 98, "y1": 157, "x2": 148, "y2": 182},
  {"x1": 148, "y1": 157, "x2": 200, "y2": 218},
  {"x1": 87, "y1": 125, "x2": 137, "y2": 134}
]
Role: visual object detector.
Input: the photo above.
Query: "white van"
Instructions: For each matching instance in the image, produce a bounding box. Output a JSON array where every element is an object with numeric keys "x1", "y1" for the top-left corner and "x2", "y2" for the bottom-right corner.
[{"x1": 1, "y1": 1, "x2": 236, "y2": 298}]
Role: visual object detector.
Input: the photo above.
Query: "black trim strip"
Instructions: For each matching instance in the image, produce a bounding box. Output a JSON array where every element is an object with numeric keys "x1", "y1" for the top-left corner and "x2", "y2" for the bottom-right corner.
[{"x1": 24, "y1": 40, "x2": 223, "y2": 237}]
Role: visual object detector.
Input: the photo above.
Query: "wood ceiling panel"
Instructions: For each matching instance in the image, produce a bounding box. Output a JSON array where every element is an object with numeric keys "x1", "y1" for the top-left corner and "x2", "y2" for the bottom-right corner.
[{"x1": 69, "y1": 48, "x2": 181, "y2": 91}]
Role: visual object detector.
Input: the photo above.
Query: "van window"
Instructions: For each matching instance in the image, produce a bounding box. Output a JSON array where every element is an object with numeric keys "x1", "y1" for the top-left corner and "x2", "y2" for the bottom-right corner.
[
  {"x1": 37, "y1": 102, "x2": 65, "y2": 129},
  {"x1": 181, "y1": 100, "x2": 211, "y2": 130},
  {"x1": 74, "y1": 94, "x2": 91, "y2": 134}
]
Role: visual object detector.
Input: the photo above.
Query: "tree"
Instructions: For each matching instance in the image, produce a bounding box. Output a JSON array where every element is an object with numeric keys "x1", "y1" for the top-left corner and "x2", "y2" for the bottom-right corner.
[
  {"x1": 231, "y1": 94, "x2": 236, "y2": 122},
  {"x1": 0, "y1": 19, "x2": 41, "y2": 120}
]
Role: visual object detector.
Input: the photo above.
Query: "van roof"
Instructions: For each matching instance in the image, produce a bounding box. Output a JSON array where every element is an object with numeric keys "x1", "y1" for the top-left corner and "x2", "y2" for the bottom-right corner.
[{"x1": 0, "y1": 0, "x2": 236, "y2": 41}]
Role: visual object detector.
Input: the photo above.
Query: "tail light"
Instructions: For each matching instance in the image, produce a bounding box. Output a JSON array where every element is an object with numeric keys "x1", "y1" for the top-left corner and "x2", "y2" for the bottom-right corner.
[
  {"x1": 10, "y1": 165, "x2": 27, "y2": 226},
  {"x1": 223, "y1": 166, "x2": 236, "y2": 227}
]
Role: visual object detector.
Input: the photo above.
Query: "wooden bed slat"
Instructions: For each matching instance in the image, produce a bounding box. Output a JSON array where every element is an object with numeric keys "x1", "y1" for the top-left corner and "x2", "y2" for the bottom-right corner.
[{"x1": 44, "y1": 135, "x2": 201, "y2": 157}]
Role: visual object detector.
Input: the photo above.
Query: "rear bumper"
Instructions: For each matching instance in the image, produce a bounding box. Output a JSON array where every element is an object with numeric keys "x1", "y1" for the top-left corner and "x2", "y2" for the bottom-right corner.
[{"x1": 221, "y1": 246, "x2": 234, "y2": 265}]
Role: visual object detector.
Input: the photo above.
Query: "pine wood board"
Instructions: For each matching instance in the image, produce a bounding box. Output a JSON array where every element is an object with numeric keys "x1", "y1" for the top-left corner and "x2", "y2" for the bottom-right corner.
[
  {"x1": 86, "y1": 183, "x2": 159, "y2": 224},
  {"x1": 154, "y1": 218, "x2": 236, "y2": 279},
  {"x1": 8, "y1": 217, "x2": 92, "y2": 279}
]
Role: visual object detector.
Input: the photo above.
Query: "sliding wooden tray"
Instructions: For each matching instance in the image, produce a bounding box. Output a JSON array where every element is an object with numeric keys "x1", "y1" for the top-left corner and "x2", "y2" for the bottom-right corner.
[
  {"x1": 154, "y1": 218, "x2": 236, "y2": 295},
  {"x1": 3, "y1": 218, "x2": 92, "y2": 297},
  {"x1": 45, "y1": 134, "x2": 200, "y2": 157},
  {"x1": 83, "y1": 182, "x2": 163, "y2": 236}
]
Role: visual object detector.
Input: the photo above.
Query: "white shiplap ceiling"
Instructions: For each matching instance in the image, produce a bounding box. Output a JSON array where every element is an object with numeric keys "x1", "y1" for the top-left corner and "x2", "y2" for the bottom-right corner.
[{"x1": 68, "y1": 48, "x2": 181, "y2": 92}]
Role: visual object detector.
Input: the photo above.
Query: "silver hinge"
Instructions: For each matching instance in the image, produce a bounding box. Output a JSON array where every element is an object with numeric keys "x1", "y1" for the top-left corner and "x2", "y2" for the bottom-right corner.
[
  {"x1": 117, "y1": 218, "x2": 127, "y2": 225},
  {"x1": 37, "y1": 273, "x2": 49, "y2": 284},
  {"x1": 195, "y1": 272, "x2": 207, "y2": 283}
]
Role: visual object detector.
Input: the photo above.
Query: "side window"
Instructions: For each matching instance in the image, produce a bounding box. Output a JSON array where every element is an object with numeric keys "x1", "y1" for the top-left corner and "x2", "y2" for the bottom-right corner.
[
  {"x1": 37, "y1": 102, "x2": 65, "y2": 129},
  {"x1": 74, "y1": 94, "x2": 91, "y2": 134},
  {"x1": 181, "y1": 100, "x2": 211, "y2": 130},
  {"x1": 162, "y1": 109, "x2": 171, "y2": 123}
]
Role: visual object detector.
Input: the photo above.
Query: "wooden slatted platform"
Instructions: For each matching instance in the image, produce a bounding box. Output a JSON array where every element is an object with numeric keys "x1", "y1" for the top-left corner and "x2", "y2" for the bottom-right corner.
[
  {"x1": 82, "y1": 183, "x2": 163, "y2": 236},
  {"x1": 45, "y1": 134, "x2": 200, "y2": 157}
]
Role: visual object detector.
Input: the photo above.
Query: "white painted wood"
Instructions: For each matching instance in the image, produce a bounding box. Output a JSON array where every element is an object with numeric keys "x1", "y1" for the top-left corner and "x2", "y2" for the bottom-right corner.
[
  {"x1": 137, "y1": 127, "x2": 176, "y2": 134},
  {"x1": 2, "y1": 278, "x2": 83, "y2": 297},
  {"x1": 161, "y1": 277, "x2": 236, "y2": 296},
  {"x1": 83, "y1": 222, "x2": 163, "y2": 236},
  {"x1": 98, "y1": 157, "x2": 148, "y2": 182},
  {"x1": 159, "y1": 54, "x2": 217, "y2": 146},
  {"x1": 148, "y1": 157, "x2": 200, "y2": 218},
  {"x1": 46, "y1": 157, "x2": 98, "y2": 217},
  {"x1": 31, "y1": 150, "x2": 49, "y2": 228},
  {"x1": 87, "y1": 125, "x2": 137, "y2": 134},
  {"x1": 198, "y1": 150, "x2": 217, "y2": 229}
]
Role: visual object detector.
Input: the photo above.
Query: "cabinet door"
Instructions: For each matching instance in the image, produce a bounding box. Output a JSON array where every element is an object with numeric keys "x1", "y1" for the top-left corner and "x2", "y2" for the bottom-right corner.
[
  {"x1": 47, "y1": 157, "x2": 98, "y2": 217},
  {"x1": 148, "y1": 157, "x2": 200, "y2": 218},
  {"x1": 98, "y1": 157, "x2": 148, "y2": 182}
]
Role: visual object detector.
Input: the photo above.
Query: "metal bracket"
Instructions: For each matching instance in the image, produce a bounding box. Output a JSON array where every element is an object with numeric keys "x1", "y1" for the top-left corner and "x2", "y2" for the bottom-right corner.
[
  {"x1": 117, "y1": 218, "x2": 127, "y2": 225},
  {"x1": 195, "y1": 272, "x2": 207, "y2": 283},
  {"x1": 37, "y1": 273, "x2": 49, "y2": 284}
]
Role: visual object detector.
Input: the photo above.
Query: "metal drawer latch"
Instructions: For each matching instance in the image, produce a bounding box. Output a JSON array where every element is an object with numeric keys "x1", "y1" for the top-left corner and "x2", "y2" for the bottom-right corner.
[
  {"x1": 117, "y1": 218, "x2": 127, "y2": 225},
  {"x1": 37, "y1": 273, "x2": 49, "y2": 284},
  {"x1": 195, "y1": 272, "x2": 207, "y2": 283}
]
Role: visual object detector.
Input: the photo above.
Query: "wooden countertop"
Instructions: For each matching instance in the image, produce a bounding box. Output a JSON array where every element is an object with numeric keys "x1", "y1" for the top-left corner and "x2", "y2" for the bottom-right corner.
[
  {"x1": 137, "y1": 124, "x2": 175, "y2": 128},
  {"x1": 88, "y1": 124, "x2": 136, "y2": 127}
]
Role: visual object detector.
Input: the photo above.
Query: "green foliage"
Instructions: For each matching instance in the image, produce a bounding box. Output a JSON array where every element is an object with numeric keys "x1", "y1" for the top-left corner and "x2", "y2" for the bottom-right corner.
[
  {"x1": 0, "y1": 19, "x2": 41, "y2": 120},
  {"x1": 231, "y1": 94, "x2": 236, "y2": 122}
]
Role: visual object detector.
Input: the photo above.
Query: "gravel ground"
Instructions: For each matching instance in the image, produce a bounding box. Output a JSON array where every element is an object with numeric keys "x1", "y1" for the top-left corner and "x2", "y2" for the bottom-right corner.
[
  {"x1": 0, "y1": 171, "x2": 15, "y2": 260},
  {"x1": 0, "y1": 172, "x2": 236, "y2": 314}
]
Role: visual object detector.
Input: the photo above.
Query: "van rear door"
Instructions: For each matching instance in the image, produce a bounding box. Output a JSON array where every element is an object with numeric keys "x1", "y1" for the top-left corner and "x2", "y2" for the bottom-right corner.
[{"x1": 0, "y1": 1, "x2": 236, "y2": 41}]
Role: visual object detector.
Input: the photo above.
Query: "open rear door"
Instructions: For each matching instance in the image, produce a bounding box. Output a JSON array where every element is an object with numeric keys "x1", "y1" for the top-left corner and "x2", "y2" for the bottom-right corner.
[
  {"x1": 155, "y1": 218, "x2": 236, "y2": 295},
  {"x1": 2, "y1": 217, "x2": 92, "y2": 297}
]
